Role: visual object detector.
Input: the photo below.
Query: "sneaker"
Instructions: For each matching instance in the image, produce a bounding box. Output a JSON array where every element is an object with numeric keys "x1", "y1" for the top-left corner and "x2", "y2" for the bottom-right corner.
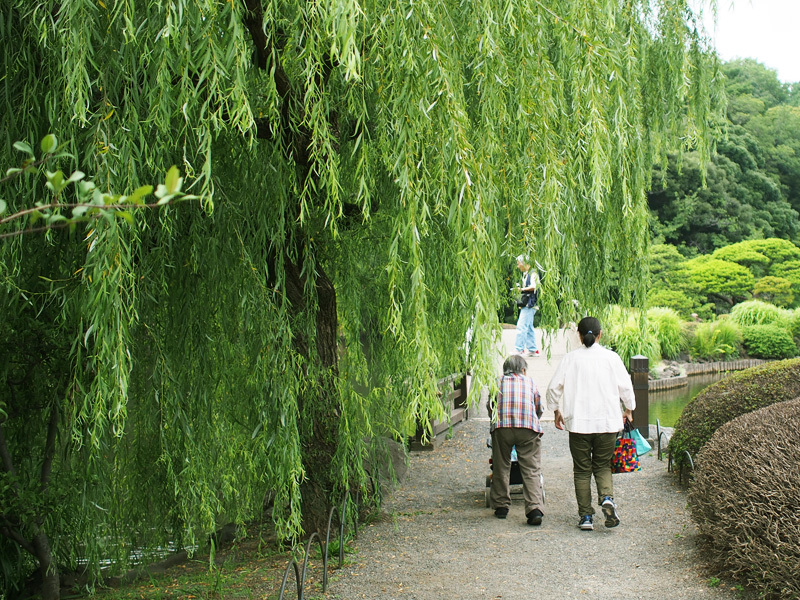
[
  {"x1": 494, "y1": 507, "x2": 509, "y2": 519},
  {"x1": 601, "y1": 496, "x2": 620, "y2": 528},
  {"x1": 578, "y1": 515, "x2": 593, "y2": 530},
  {"x1": 529, "y1": 349, "x2": 541, "y2": 356},
  {"x1": 526, "y1": 509, "x2": 543, "y2": 526},
  {"x1": 518, "y1": 349, "x2": 529, "y2": 357}
]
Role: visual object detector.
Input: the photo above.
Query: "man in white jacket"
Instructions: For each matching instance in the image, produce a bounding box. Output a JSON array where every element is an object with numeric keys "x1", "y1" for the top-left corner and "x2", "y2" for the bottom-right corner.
[{"x1": 546, "y1": 316, "x2": 635, "y2": 531}]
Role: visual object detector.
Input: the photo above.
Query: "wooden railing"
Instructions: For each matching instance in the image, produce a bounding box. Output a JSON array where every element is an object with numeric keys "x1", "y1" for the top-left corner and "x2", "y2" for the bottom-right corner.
[{"x1": 409, "y1": 373, "x2": 469, "y2": 451}]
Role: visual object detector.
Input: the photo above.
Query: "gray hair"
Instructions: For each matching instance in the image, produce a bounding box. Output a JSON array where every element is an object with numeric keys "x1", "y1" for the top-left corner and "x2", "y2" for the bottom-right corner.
[
  {"x1": 503, "y1": 354, "x2": 527, "y2": 375},
  {"x1": 515, "y1": 254, "x2": 528, "y2": 264}
]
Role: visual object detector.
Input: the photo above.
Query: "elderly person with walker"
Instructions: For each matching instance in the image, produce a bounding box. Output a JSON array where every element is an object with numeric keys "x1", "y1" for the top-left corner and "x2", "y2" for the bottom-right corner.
[
  {"x1": 488, "y1": 354, "x2": 545, "y2": 526},
  {"x1": 546, "y1": 316, "x2": 635, "y2": 531}
]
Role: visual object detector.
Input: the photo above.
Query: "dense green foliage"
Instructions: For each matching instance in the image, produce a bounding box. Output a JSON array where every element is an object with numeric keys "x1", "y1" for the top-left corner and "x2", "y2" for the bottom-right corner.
[
  {"x1": 647, "y1": 239, "x2": 800, "y2": 316},
  {"x1": 645, "y1": 307, "x2": 685, "y2": 359},
  {"x1": 681, "y1": 256, "x2": 754, "y2": 307},
  {"x1": 741, "y1": 324, "x2": 798, "y2": 359},
  {"x1": 0, "y1": 1, "x2": 722, "y2": 597},
  {"x1": 687, "y1": 319, "x2": 741, "y2": 361},
  {"x1": 668, "y1": 359, "x2": 800, "y2": 469},
  {"x1": 729, "y1": 299, "x2": 790, "y2": 328},
  {"x1": 689, "y1": 399, "x2": 800, "y2": 600},
  {"x1": 649, "y1": 59, "x2": 800, "y2": 254},
  {"x1": 601, "y1": 306, "x2": 661, "y2": 367}
]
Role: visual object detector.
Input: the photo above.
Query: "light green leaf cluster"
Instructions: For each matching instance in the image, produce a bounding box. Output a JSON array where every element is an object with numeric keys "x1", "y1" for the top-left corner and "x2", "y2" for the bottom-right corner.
[{"x1": 689, "y1": 319, "x2": 742, "y2": 360}]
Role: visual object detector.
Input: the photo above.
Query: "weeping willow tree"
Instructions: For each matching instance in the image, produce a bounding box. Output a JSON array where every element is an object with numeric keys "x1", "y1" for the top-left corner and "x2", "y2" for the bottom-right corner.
[{"x1": 0, "y1": 0, "x2": 722, "y2": 597}]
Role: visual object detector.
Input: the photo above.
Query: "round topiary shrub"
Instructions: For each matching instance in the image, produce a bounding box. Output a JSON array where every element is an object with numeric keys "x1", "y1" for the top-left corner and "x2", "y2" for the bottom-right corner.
[
  {"x1": 668, "y1": 358, "x2": 800, "y2": 469},
  {"x1": 742, "y1": 324, "x2": 798, "y2": 359},
  {"x1": 688, "y1": 398, "x2": 800, "y2": 599}
]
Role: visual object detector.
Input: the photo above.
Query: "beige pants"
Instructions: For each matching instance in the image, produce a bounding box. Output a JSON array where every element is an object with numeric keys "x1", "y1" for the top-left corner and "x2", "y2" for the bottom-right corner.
[{"x1": 490, "y1": 427, "x2": 544, "y2": 515}]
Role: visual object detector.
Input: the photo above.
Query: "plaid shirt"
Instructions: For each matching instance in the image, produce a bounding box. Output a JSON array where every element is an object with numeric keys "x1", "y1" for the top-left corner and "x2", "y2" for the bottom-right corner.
[{"x1": 491, "y1": 373, "x2": 542, "y2": 433}]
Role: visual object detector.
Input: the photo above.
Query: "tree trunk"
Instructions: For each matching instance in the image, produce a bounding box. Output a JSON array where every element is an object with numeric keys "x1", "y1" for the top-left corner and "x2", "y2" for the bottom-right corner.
[
  {"x1": 283, "y1": 256, "x2": 341, "y2": 533},
  {"x1": 33, "y1": 531, "x2": 60, "y2": 600}
]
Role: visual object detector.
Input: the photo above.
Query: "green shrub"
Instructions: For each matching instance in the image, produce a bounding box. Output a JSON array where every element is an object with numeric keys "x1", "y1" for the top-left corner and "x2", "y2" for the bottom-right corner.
[
  {"x1": 729, "y1": 299, "x2": 790, "y2": 328},
  {"x1": 688, "y1": 399, "x2": 800, "y2": 600},
  {"x1": 646, "y1": 289, "x2": 695, "y2": 319},
  {"x1": 646, "y1": 307, "x2": 686, "y2": 359},
  {"x1": 741, "y1": 324, "x2": 798, "y2": 359},
  {"x1": 602, "y1": 308, "x2": 660, "y2": 367},
  {"x1": 688, "y1": 319, "x2": 741, "y2": 361},
  {"x1": 752, "y1": 275, "x2": 794, "y2": 307},
  {"x1": 668, "y1": 358, "x2": 800, "y2": 469},
  {"x1": 788, "y1": 308, "x2": 800, "y2": 339}
]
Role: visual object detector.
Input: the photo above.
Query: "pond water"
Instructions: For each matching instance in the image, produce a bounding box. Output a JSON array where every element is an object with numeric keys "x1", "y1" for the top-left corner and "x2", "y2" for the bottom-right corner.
[{"x1": 648, "y1": 372, "x2": 732, "y2": 427}]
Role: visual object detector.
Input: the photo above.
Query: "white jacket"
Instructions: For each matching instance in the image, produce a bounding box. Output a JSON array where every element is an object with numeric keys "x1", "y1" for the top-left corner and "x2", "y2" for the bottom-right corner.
[{"x1": 546, "y1": 343, "x2": 636, "y2": 434}]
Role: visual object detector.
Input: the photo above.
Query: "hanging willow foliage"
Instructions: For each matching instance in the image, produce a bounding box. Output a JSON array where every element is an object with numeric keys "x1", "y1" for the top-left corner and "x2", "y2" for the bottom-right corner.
[{"x1": 0, "y1": 0, "x2": 722, "y2": 597}]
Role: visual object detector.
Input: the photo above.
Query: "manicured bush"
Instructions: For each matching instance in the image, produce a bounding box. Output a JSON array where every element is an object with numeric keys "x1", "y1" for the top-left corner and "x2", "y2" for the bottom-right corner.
[
  {"x1": 668, "y1": 358, "x2": 800, "y2": 469},
  {"x1": 729, "y1": 299, "x2": 790, "y2": 328},
  {"x1": 741, "y1": 324, "x2": 797, "y2": 359},
  {"x1": 646, "y1": 307, "x2": 686, "y2": 359},
  {"x1": 687, "y1": 319, "x2": 741, "y2": 360},
  {"x1": 688, "y1": 399, "x2": 800, "y2": 599}
]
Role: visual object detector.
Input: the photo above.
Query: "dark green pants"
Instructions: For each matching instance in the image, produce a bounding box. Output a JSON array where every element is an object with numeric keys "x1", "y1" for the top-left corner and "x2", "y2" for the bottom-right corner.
[{"x1": 568, "y1": 432, "x2": 617, "y2": 517}]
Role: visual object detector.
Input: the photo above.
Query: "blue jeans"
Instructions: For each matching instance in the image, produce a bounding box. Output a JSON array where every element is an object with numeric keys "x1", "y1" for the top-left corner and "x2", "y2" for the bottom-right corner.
[{"x1": 515, "y1": 306, "x2": 537, "y2": 352}]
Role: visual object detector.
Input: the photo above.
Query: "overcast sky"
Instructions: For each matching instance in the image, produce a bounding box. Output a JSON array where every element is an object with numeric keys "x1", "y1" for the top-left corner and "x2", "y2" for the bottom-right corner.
[{"x1": 700, "y1": 0, "x2": 800, "y2": 84}]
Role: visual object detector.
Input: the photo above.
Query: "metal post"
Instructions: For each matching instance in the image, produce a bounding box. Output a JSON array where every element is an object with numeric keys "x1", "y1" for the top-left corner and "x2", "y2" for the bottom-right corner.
[
  {"x1": 629, "y1": 355, "x2": 649, "y2": 439},
  {"x1": 455, "y1": 374, "x2": 469, "y2": 419}
]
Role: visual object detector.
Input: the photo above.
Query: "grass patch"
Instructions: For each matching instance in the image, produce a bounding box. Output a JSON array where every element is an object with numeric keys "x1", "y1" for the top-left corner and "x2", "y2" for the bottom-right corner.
[{"x1": 84, "y1": 524, "x2": 347, "y2": 600}]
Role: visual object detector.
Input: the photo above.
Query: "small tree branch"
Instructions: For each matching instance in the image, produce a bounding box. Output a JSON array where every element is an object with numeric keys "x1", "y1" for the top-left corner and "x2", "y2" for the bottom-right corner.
[
  {"x1": 0, "y1": 221, "x2": 77, "y2": 240},
  {"x1": 0, "y1": 199, "x2": 188, "y2": 240},
  {"x1": 0, "y1": 418, "x2": 17, "y2": 477},
  {"x1": 0, "y1": 519, "x2": 36, "y2": 557},
  {"x1": 40, "y1": 400, "x2": 59, "y2": 493},
  {"x1": 0, "y1": 157, "x2": 50, "y2": 185},
  {"x1": 1, "y1": 199, "x2": 181, "y2": 226}
]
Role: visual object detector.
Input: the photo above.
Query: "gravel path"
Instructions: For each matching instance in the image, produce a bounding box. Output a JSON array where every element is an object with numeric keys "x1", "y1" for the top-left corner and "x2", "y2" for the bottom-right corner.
[
  {"x1": 328, "y1": 419, "x2": 739, "y2": 600},
  {"x1": 327, "y1": 329, "x2": 741, "y2": 600}
]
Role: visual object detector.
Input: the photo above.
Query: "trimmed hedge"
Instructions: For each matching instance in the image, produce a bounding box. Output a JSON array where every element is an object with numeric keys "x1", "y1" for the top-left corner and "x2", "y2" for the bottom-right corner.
[
  {"x1": 668, "y1": 358, "x2": 800, "y2": 469},
  {"x1": 688, "y1": 399, "x2": 800, "y2": 599},
  {"x1": 741, "y1": 324, "x2": 798, "y2": 359}
]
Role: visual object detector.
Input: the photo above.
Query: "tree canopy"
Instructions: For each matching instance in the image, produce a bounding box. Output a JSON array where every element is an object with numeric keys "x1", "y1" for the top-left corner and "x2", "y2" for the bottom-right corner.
[
  {"x1": 649, "y1": 58, "x2": 800, "y2": 254},
  {"x1": 647, "y1": 239, "x2": 800, "y2": 316},
  {"x1": 0, "y1": 1, "x2": 721, "y2": 597}
]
